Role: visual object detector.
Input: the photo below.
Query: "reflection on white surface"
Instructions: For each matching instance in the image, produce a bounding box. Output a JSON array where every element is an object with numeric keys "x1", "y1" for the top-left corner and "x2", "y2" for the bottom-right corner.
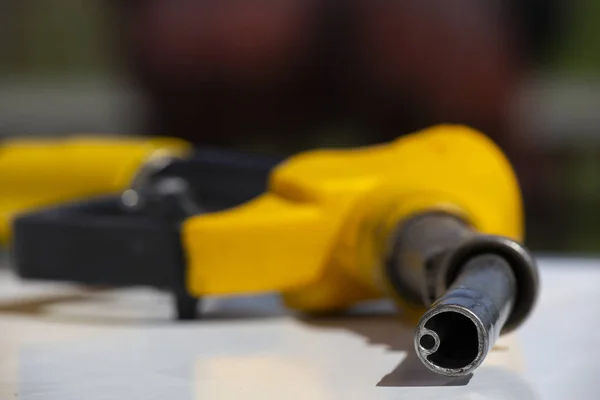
[{"x1": 0, "y1": 259, "x2": 598, "y2": 399}]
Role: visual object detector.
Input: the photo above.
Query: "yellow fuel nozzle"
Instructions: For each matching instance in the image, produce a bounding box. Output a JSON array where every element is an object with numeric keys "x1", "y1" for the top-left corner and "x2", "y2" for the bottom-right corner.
[
  {"x1": 182, "y1": 124, "x2": 539, "y2": 377},
  {"x1": 5, "y1": 125, "x2": 538, "y2": 377},
  {"x1": 182, "y1": 124, "x2": 525, "y2": 309},
  {"x1": 0, "y1": 135, "x2": 192, "y2": 244}
]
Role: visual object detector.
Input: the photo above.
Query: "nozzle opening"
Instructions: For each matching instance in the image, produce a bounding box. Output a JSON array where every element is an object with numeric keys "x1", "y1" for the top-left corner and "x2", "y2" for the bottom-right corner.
[{"x1": 424, "y1": 311, "x2": 479, "y2": 370}]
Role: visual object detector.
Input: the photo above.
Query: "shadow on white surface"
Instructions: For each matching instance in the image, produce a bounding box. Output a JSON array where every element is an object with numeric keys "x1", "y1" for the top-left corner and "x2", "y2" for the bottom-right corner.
[
  {"x1": 303, "y1": 314, "x2": 472, "y2": 387},
  {"x1": 0, "y1": 284, "x2": 287, "y2": 326},
  {"x1": 302, "y1": 314, "x2": 542, "y2": 399},
  {"x1": 0, "y1": 291, "x2": 102, "y2": 315},
  {"x1": 377, "y1": 353, "x2": 472, "y2": 387}
]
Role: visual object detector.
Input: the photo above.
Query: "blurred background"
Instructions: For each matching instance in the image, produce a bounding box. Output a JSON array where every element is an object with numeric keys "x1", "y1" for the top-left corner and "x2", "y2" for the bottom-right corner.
[{"x1": 0, "y1": 0, "x2": 598, "y2": 254}]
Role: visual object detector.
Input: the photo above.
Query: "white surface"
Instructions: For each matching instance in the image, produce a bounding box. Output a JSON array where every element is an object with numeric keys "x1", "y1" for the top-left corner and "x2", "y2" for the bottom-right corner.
[{"x1": 0, "y1": 257, "x2": 598, "y2": 400}]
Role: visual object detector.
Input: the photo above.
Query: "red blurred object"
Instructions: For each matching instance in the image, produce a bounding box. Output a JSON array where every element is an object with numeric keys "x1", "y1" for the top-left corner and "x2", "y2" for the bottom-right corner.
[{"x1": 112, "y1": 0, "x2": 560, "y2": 160}]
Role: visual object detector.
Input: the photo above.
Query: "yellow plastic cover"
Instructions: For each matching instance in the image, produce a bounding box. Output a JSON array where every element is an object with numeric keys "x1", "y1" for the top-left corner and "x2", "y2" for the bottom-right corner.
[{"x1": 182, "y1": 125, "x2": 524, "y2": 312}]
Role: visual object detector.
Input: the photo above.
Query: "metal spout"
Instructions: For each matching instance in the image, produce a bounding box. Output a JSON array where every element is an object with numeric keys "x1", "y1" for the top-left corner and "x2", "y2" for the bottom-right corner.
[
  {"x1": 414, "y1": 254, "x2": 517, "y2": 376},
  {"x1": 385, "y1": 213, "x2": 540, "y2": 377}
]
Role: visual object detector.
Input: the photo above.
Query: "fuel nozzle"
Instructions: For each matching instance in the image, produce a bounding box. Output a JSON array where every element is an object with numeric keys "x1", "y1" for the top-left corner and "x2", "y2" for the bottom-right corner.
[{"x1": 386, "y1": 213, "x2": 539, "y2": 377}]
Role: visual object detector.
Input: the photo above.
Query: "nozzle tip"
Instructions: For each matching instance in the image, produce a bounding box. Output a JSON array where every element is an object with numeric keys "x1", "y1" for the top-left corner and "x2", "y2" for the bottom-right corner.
[{"x1": 415, "y1": 305, "x2": 487, "y2": 377}]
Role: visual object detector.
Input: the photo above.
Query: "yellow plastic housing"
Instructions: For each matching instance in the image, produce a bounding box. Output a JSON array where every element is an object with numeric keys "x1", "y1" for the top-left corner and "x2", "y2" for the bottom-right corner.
[
  {"x1": 0, "y1": 135, "x2": 191, "y2": 244},
  {"x1": 182, "y1": 125, "x2": 524, "y2": 313}
]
